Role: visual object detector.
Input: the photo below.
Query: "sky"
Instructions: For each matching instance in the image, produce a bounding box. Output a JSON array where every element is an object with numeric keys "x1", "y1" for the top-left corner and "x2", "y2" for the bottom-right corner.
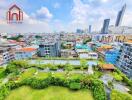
[{"x1": 0, "y1": 0, "x2": 132, "y2": 33}]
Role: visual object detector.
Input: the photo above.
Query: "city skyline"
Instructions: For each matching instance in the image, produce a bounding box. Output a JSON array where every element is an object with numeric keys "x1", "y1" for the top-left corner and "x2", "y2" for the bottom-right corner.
[{"x1": 0, "y1": 0, "x2": 132, "y2": 33}]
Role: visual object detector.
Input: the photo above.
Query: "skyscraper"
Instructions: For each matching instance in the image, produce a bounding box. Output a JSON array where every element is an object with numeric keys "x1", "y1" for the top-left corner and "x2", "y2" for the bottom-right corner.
[
  {"x1": 101, "y1": 19, "x2": 110, "y2": 34},
  {"x1": 115, "y1": 4, "x2": 126, "y2": 27},
  {"x1": 88, "y1": 25, "x2": 92, "y2": 33}
]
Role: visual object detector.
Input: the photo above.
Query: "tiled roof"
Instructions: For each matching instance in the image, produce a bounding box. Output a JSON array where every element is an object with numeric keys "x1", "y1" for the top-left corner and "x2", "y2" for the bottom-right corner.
[
  {"x1": 101, "y1": 64, "x2": 115, "y2": 70},
  {"x1": 18, "y1": 47, "x2": 37, "y2": 52}
]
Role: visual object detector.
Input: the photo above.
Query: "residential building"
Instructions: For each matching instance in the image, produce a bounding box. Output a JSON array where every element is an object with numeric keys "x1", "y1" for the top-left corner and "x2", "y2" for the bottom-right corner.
[
  {"x1": 115, "y1": 4, "x2": 126, "y2": 27},
  {"x1": 0, "y1": 47, "x2": 15, "y2": 65},
  {"x1": 76, "y1": 49, "x2": 98, "y2": 59},
  {"x1": 61, "y1": 49, "x2": 78, "y2": 58},
  {"x1": 116, "y1": 40, "x2": 132, "y2": 78},
  {"x1": 15, "y1": 47, "x2": 37, "y2": 59},
  {"x1": 105, "y1": 50, "x2": 119, "y2": 64},
  {"x1": 101, "y1": 19, "x2": 110, "y2": 34},
  {"x1": 38, "y1": 41, "x2": 60, "y2": 57},
  {"x1": 61, "y1": 42, "x2": 74, "y2": 49}
]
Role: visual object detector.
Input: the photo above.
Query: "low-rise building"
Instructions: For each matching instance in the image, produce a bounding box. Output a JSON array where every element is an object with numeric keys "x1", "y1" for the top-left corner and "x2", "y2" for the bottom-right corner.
[
  {"x1": 100, "y1": 64, "x2": 115, "y2": 71},
  {"x1": 15, "y1": 47, "x2": 37, "y2": 59},
  {"x1": 61, "y1": 49, "x2": 78, "y2": 58}
]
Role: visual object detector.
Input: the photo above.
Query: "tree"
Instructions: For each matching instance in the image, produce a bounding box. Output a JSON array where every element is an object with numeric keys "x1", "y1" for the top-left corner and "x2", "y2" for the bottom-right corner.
[
  {"x1": 80, "y1": 59, "x2": 87, "y2": 71},
  {"x1": 83, "y1": 38, "x2": 92, "y2": 44},
  {"x1": 65, "y1": 63, "x2": 73, "y2": 71},
  {"x1": 35, "y1": 35, "x2": 42, "y2": 39},
  {"x1": 5, "y1": 64, "x2": 19, "y2": 74}
]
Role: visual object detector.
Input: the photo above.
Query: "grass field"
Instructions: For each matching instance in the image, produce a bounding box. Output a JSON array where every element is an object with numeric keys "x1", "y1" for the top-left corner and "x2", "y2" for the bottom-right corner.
[{"x1": 5, "y1": 86, "x2": 94, "y2": 100}]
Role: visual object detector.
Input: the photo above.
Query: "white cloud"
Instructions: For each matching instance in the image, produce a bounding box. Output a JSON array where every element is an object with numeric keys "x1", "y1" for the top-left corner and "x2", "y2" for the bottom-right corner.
[
  {"x1": 53, "y1": 2, "x2": 60, "y2": 9},
  {"x1": 32, "y1": 7, "x2": 53, "y2": 21},
  {"x1": 51, "y1": 19, "x2": 65, "y2": 32},
  {"x1": 101, "y1": 0, "x2": 109, "y2": 3},
  {"x1": 68, "y1": 0, "x2": 132, "y2": 32},
  {"x1": 0, "y1": 12, "x2": 52, "y2": 33},
  {"x1": 122, "y1": 11, "x2": 132, "y2": 26},
  {"x1": 0, "y1": 0, "x2": 132, "y2": 33},
  {"x1": 0, "y1": 4, "x2": 53, "y2": 33}
]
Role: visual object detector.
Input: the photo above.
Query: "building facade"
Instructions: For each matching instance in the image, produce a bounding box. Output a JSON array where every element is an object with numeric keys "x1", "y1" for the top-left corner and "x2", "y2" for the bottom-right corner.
[
  {"x1": 88, "y1": 25, "x2": 92, "y2": 33},
  {"x1": 116, "y1": 41, "x2": 132, "y2": 78},
  {"x1": 115, "y1": 4, "x2": 126, "y2": 27},
  {"x1": 0, "y1": 47, "x2": 15, "y2": 65},
  {"x1": 38, "y1": 41, "x2": 60, "y2": 57},
  {"x1": 15, "y1": 47, "x2": 37, "y2": 60},
  {"x1": 105, "y1": 50, "x2": 119, "y2": 65},
  {"x1": 101, "y1": 19, "x2": 110, "y2": 34},
  {"x1": 0, "y1": 43, "x2": 18, "y2": 65}
]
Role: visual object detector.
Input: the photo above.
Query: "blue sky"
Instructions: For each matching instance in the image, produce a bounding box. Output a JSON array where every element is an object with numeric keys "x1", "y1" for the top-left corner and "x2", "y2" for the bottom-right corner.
[{"x1": 0, "y1": 0, "x2": 132, "y2": 33}]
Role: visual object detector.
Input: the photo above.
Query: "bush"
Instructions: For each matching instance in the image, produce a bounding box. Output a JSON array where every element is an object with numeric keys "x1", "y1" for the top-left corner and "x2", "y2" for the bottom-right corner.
[
  {"x1": 111, "y1": 72, "x2": 123, "y2": 81},
  {"x1": 9, "y1": 60, "x2": 29, "y2": 68},
  {"x1": 80, "y1": 59, "x2": 87, "y2": 69},
  {"x1": 93, "y1": 71, "x2": 103, "y2": 78},
  {"x1": 38, "y1": 64, "x2": 47, "y2": 70},
  {"x1": 0, "y1": 68, "x2": 6, "y2": 79},
  {"x1": 111, "y1": 90, "x2": 132, "y2": 100},
  {"x1": 115, "y1": 68, "x2": 132, "y2": 87},
  {"x1": 73, "y1": 65, "x2": 81, "y2": 70},
  {"x1": 56, "y1": 64, "x2": 65, "y2": 69},
  {"x1": 69, "y1": 82, "x2": 81, "y2": 90},
  {"x1": 22, "y1": 78, "x2": 49, "y2": 89},
  {"x1": 49, "y1": 66, "x2": 58, "y2": 71},
  {"x1": 5, "y1": 64, "x2": 20, "y2": 75},
  {"x1": 0, "y1": 85, "x2": 10, "y2": 100},
  {"x1": 64, "y1": 63, "x2": 73, "y2": 71},
  {"x1": 107, "y1": 81, "x2": 113, "y2": 89},
  {"x1": 91, "y1": 79, "x2": 106, "y2": 100}
]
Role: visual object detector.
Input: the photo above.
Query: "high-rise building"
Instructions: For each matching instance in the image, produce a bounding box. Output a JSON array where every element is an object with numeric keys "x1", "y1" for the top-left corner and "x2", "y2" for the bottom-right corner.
[
  {"x1": 88, "y1": 25, "x2": 92, "y2": 33},
  {"x1": 115, "y1": 4, "x2": 126, "y2": 27},
  {"x1": 116, "y1": 40, "x2": 132, "y2": 79},
  {"x1": 101, "y1": 19, "x2": 110, "y2": 34},
  {"x1": 76, "y1": 29, "x2": 84, "y2": 34}
]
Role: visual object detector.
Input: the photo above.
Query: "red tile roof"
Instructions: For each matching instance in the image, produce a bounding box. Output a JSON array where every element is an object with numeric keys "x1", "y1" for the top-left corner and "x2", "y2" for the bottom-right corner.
[
  {"x1": 101, "y1": 64, "x2": 115, "y2": 70},
  {"x1": 18, "y1": 47, "x2": 37, "y2": 52}
]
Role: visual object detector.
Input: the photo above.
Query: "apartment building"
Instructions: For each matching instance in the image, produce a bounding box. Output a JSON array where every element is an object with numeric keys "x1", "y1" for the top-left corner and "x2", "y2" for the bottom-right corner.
[
  {"x1": 116, "y1": 40, "x2": 132, "y2": 78},
  {"x1": 0, "y1": 43, "x2": 17, "y2": 65},
  {"x1": 0, "y1": 47, "x2": 15, "y2": 65},
  {"x1": 38, "y1": 41, "x2": 60, "y2": 57}
]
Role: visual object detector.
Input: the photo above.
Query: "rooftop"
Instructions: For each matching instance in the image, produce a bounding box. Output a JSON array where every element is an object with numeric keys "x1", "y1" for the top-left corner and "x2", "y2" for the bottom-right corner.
[
  {"x1": 125, "y1": 39, "x2": 132, "y2": 45},
  {"x1": 17, "y1": 47, "x2": 37, "y2": 52},
  {"x1": 100, "y1": 64, "x2": 115, "y2": 70}
]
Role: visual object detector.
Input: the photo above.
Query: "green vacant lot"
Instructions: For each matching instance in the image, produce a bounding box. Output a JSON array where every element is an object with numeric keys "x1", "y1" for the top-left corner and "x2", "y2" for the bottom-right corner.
[{"x1": 5, "y1": 86, "x2": 94, "y2": 100}]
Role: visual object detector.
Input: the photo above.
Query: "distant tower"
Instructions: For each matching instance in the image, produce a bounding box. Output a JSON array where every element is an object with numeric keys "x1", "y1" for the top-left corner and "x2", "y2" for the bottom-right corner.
[
  {"x1": 76, "y1": 29, "x2": 83, "y2": 34},
  {"x1": 101, "y1": 19, "x2": 110, "y2": 34},
  {"x1": 88, "y1": 25, "x2": 92, "y2": 33},
  {"x1": 115, "y1": 4, "x2": 126, "y2": 27}
]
